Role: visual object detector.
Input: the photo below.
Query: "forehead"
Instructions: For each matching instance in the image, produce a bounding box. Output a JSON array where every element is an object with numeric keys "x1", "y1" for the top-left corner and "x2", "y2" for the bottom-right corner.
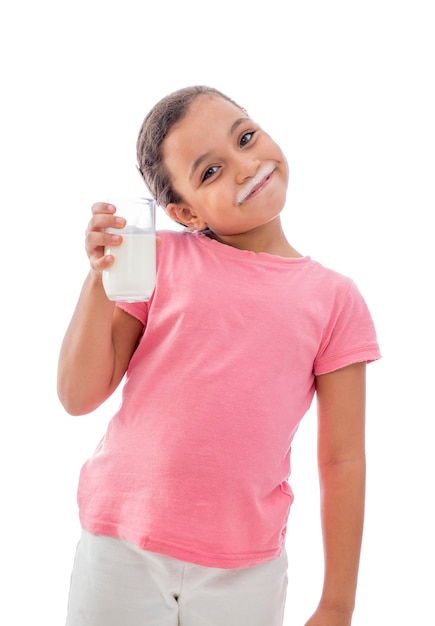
[
  {"x1": 167, "y1": 96, "x2": 248, "y2": 145},
  {"x1": 186, "y1": 93, "x2": 246, "y2": 122},
  {"x1": 163, "y1": 95, "x2": 249, "y2": 169}
]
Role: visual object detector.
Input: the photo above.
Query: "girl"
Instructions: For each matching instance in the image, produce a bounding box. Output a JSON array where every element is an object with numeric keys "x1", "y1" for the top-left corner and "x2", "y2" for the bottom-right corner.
[{"x1": 58, "y1": 85, "x2": 380, "y2": 626}]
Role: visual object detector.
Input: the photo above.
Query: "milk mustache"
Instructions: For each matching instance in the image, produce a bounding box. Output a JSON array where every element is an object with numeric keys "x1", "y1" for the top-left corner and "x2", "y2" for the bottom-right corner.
[{"x1": 103, "y1": 225, "x2": 156, "y2": 302}]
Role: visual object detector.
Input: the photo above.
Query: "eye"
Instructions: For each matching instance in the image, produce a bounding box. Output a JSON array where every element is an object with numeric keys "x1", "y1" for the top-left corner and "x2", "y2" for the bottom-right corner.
[
  {"x1": 201, "y1": 165, "x2": 219, "y2": 182},
  {"x1": 240, "y1": 131, "x2": 255, "y2": 147}
]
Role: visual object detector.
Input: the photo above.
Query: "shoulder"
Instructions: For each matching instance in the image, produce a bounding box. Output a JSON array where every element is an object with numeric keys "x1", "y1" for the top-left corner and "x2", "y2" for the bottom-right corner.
[
  {"x1": 157, "y1": 228, "x2": 189, "y2": 244},
  {"x1": 306, "y1": 259, "x2": 353, "y2": 285},
  {"x1": 157, "y1": 228, "x2": 206, "y2": 251},
  {"x1": 297, "y1": 259, "x2": 358, "y2": 308},
  {"x1": 308, "y1": 260, "x2": 375, "y2": 329}
]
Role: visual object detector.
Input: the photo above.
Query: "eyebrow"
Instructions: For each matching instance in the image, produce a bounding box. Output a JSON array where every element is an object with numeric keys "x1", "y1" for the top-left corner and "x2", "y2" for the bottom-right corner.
[{"x1": 189, "y1": 117, "x2": 249, "y2": 180}]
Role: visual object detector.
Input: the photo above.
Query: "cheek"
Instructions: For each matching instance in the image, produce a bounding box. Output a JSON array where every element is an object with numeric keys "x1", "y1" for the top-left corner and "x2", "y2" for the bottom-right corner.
[
  {"x1": 278, "y1": 150, "x2": 290, "y2": 183},
  {"x1": 284, "y1": 159, "x2": 290, "y2": 182}
]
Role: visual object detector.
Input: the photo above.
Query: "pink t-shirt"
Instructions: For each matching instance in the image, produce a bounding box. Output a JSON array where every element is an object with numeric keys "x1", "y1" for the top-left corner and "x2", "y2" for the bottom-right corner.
[{"x1": 78, "y1": 230, "x2": 381, "y2": 568}]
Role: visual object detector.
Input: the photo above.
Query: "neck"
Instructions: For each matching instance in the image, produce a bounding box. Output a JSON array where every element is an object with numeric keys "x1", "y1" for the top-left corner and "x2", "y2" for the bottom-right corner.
[{"x1": 205, "y1": 218, "x2": 303, "y2": 258}]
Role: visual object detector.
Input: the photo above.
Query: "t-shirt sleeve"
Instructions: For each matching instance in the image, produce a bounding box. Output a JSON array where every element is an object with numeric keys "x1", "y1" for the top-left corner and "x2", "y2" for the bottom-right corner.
[
  {"x1": 116, "y1": 300, "x2": 149, "y2": 326},
  {"x1": 313, "y1": 279, "x2": 381, "y2": 376}
]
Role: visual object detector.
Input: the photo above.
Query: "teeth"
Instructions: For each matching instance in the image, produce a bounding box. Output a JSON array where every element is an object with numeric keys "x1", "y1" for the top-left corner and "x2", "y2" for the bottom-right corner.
[{"x1": 237, "y1": 164, "x2": 275, "y2": 204}]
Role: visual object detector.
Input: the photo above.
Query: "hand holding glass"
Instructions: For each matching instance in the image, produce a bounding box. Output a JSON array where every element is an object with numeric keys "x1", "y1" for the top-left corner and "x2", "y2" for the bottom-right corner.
[{"x1": 102, "y1": 198, "x2": 156, "y2": 302}]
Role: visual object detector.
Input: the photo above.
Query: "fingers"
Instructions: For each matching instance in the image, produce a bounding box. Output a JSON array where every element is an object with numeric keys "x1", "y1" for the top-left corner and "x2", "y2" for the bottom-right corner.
[
  {"x1": 85, "y1": 202, "x2": 161, "y2": 273},
  {"x1": 85, "y1": 203, "x2": 126, "y2": 273},
  {"x1": 88, "y1": 202, "x2": 126, "y2": 232}
]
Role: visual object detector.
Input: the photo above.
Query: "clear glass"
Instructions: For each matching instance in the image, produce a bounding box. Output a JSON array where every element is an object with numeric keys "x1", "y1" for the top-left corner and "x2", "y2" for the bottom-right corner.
[{"x1": 102, "y1": 197, "x2": 156, "y2": 302}]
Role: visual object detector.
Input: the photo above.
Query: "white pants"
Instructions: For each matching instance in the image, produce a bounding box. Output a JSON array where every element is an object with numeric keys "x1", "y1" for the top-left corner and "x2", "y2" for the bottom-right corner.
[{"x1": 66, "y1": 531, "x2": 288, "y2": 626}]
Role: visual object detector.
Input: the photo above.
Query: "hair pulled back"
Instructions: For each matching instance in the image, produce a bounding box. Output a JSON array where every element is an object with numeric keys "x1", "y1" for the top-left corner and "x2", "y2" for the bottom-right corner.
[{"x1": 136, "y1": 85, "x2": 246, "y2": 208}]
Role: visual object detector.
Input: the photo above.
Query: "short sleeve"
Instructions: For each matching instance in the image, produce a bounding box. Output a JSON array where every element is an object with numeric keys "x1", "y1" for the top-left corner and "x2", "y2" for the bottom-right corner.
[
  {"x1": 116, "y1": 300, "x2": 149, "y2": 326},
  {"x1": 313, "y1": 280, "x2": 381, "y2": 376}
]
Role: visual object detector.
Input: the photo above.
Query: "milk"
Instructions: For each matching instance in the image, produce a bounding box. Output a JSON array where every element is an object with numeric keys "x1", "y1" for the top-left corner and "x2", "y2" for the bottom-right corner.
[{"x1": 103, "y1": 227, "x2": 156, "y2": 302}]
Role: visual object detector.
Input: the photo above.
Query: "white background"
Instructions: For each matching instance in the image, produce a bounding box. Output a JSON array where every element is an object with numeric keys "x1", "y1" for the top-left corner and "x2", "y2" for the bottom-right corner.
[{"x1": 1, "y1": 1, "x2": 434, "y2": 624}]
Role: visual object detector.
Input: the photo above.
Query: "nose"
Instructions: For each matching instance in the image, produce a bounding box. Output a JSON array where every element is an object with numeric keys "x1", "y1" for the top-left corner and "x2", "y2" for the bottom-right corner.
[{"x1": 235, "y1": 158, "x2": 261, "y2": 184}]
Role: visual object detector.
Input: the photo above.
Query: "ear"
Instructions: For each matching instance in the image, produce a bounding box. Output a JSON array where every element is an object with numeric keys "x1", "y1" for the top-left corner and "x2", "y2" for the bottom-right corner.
[{"x1": 166, "y1": 202, "x2": 208, "y2": 231}]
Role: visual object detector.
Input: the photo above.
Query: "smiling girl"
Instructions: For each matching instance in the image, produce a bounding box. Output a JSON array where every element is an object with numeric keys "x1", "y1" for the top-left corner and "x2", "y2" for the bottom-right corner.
[{"x1": 58, "y1": 86, "x2": 380, "y2": 626}]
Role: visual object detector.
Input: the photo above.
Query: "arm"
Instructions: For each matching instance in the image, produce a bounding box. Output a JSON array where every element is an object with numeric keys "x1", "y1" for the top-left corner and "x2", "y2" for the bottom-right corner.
[
  {"x1": 305, "y1": 361, "x2": 367, "y2": 626},
  {"x1": 57, "y1": 202, "x2": 144, "y2": 415}
]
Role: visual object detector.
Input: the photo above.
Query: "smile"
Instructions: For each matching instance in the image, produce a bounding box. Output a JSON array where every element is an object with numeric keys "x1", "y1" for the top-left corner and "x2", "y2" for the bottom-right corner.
[{"x1": 237, "y1": 163, "x2": 276, "y2": 205}]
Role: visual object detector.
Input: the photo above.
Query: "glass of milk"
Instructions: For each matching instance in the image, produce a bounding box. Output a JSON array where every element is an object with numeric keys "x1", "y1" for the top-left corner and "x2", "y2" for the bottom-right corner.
[{"x1": 102, "y1": 197, "x2": 156, "y2": 302}]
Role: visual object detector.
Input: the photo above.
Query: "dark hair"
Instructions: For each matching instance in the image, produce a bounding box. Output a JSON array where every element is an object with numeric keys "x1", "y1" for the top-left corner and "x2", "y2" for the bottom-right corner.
[{"x1": 136, "y1": 85, "x2": 246, "y2": 208}]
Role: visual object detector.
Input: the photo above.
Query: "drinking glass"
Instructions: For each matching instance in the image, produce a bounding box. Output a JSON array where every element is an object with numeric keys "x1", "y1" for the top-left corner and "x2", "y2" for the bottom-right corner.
[{"x1": 102, "y1": 197, "x2": 156, "y2": 302}]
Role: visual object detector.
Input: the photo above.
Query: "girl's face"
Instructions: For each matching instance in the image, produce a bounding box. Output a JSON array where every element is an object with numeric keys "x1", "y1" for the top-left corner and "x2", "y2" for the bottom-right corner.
[{"x1": 162, "y1": 95, "x2": 289, "y2": 240}]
